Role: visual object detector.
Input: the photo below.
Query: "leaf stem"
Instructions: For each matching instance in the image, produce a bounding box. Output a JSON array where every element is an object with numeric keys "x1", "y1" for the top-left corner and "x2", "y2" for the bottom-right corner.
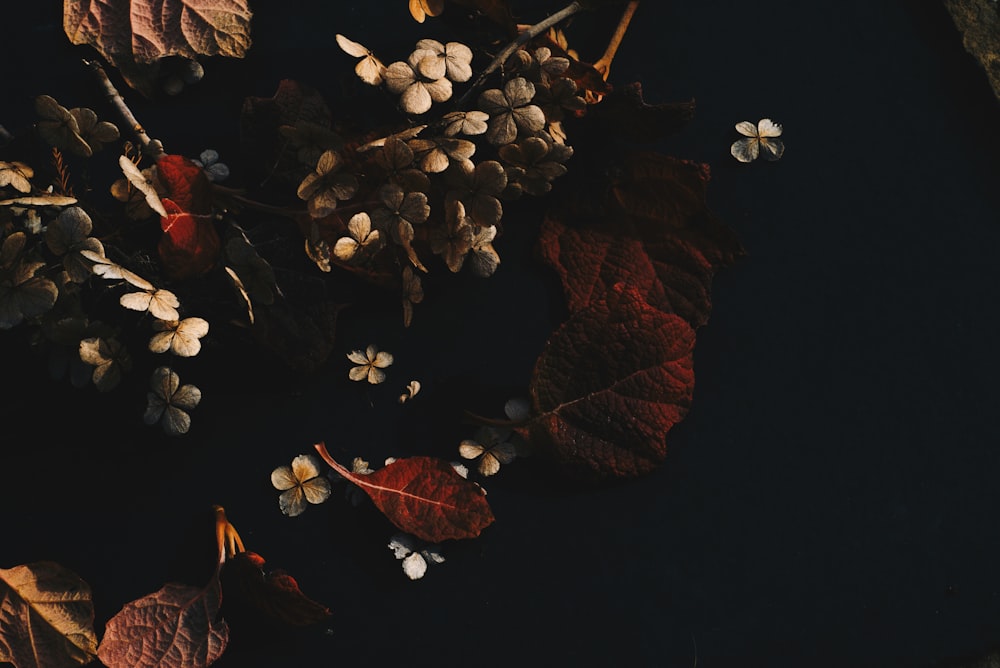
[
  {"x1": 314, "y1": 442, "x2": 352, "y2": 479},
  {"x1": 213, "y1": 505, "x2": 245, "y2": 566},
  {"x1": 85, "y1": 59, "x2": 165, "y2": 160},
  {"x1": 592, "y1": 1, "x2": 640, "y2": 80},
  {"x1": 454, "y1": 1, "x2": 584, "y2": 108}
]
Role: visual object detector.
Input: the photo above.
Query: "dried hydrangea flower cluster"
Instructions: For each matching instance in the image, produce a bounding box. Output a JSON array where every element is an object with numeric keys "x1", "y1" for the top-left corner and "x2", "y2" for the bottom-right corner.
[
  {"x1": 0, "y1": 95, "x2": 245, "y2": 436},
  {"x1": 310, "y1": 36, "x2": 584, "y2": 326}
]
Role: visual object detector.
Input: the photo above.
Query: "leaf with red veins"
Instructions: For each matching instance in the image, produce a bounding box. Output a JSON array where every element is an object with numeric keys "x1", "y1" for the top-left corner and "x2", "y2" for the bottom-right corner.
[
  {"x1": 538, "y1": 217, "x2": 714, "y2": 329},
  {"x1": 526, "y1": 284, "x2": 696, "y2": 481},
  {"x1": 221, "y1": 551, "x2": 330, "y2": 627},
  {"x1": 315, "y1": 443, "x2": 494, "y2": 543},
  {"x1": 608, "y1": 153, "x2": 745, "y2": 272},
  {"x1": 159, "y1": 199, "x2": 221, "y2": 280}
]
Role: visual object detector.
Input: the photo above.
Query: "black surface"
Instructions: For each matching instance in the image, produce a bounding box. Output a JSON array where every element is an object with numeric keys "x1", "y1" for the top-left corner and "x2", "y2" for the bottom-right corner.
[{"x1": 2, "y1": 2, "x2": 1000, "y2": 667}]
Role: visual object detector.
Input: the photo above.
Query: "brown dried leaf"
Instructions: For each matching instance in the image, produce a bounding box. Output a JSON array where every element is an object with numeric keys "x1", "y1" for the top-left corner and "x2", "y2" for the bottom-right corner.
[
  {"x1": 0, "y1": 562, "x2": 97, "y2": 668},
  {"x1": 64, "y1": 0, "x2": 252, "y2": 94}
]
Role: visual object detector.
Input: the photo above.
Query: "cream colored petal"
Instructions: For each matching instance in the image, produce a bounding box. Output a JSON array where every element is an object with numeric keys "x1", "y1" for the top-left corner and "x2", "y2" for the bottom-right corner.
[
  {"x1": 503, "y1": 77, "x2": 535, "y2": 106},
  {"x1": 513, "y1": 105, "x2": 546, "y2": 134},
  {"x1": 730, "y1": 137, "x2": 759, "y2": 163},
  {"x1": 478, "y1": 453, "x2": 501, "y2": 476},
  {"x1": 459, "y1": 441, "x2": 485, "y2": 459},
  {"x1": 372, "y1": 351, "x2": 394, "y2": 368},
  {"x1": 301, "y1": 477, "x2": 332, "y2": 505},
  {"x1": 291, "y1": 453, "x2": 323, "y2": 482},
  {"x1": 171, "y1": 384, "x2": 202, "y2": 410},
  {"x1": 385, "y1": 62, "x2": 418, "y2": 95},
  {"x1": 402, "y1": 552, "x2": 427, "y2": 579},
  {"x1": 148, "y1": 290, "x2": 180, "y2": 321},
  {"x1": 119, "y1": 290, "x2": 153, "y2": 313},
  {"x1": 177, "y1": 317, "x2": 209, "y2": 339},
  {"x1": 349, "y1": 364, "x2": 370, "y2": 381},
  {"x1": 413, "y1": 52, "x2": 446, "y2": 80},
  {"x1": 757, "y1": 118, "x2": 783, "y2": 137},
  {"x1": 446, "y1": 42, "x2": 472, "y2": 64},
  {"x1": 416, "y1": 38, "x2": 445, "y2": 54},
  {"x1": 150, "y1": 365, "x2": 180, "y2": 398},
  {"x1": 161, "y1": 405, "x2": 192, "y2": 435},
  {"x1": 401, "y1": 83, "x2": 433, "y2": 115},
  {"x1": 333, "y1": 236, "x2": 359, "y2": 261},
  {"x1": 148, "y1": 330, "x2": 174, "y2": 354},
  {"x1": 356, "y1": 56, "x2": 385, "y2": 86},
  {"x1": 347, "y1": 212, "x2": 372, "y2": 240},
  {"x1": 367, "y1": 366, "x2": 387, "y2": 384},
  {"x1": 335, "y1": 34, "x2": 370, "y2": 58},
  {"x1": 469, "y1": 243, "x2": 500, "y2": 278},
  {"x1": 169, "y1": 332, "x2": 202, "y2": 357},
  {"x1": 271, "y1": 466, "x2": 298, "y2": 491},
  {"x1": 735, "y1": 121, "x2": 757, "y2": 137},
  {"x1": 760, "y1": 137, "x2": 785, "y2": 160},
  {"x1": 487, "y1": 115, "x2": 518, "y2": 146},
  {"x1": 347, "y1": 349, "x2": 369, "y2": 364},
  {"x1": 279, "y1": 487, "x2": 307, "y2": 517},
  {"x1": 424, "y1": 77, "x2": 452, "y2": 103}
]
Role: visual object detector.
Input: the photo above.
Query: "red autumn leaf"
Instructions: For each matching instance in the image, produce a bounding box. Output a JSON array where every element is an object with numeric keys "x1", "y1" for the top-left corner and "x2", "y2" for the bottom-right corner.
[
  {"x1": 0, "y1": 561, "x2": 98, "y2": 668},
  {"x1": 159, "y1": 199, "x2": 221, "y2": 280},
  {"x1": 63, "y1": 0, "x2": 252, "y2": 95},
  {"x1": 315, "y1": 443, "x2": 495, "y2": 543},
  {"x1": 98, "y1": 579, "x2": 228, "y2": 668},
  {"x1": 97, "y1": 506, "x2": 236, "y2": 668},
  {"x1": 525, "y1": 283, "x2": 696, "y2": 480},
  {"x1": 157, "y1": 154, "x2": 213, "y2": 216},
  {"x1": 221, "y1": 551, "x2": 330, "y2": 627},
  {"x1": 153, "y1": 155, "x2": 220, "y2": 279},
  {"x1": 541, "y1": 152, "x2": 744, "y2": 329}
]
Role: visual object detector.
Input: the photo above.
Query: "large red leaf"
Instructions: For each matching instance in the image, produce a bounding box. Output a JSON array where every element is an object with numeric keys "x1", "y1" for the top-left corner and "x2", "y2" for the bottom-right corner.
[
  {"x1": 157, "y1": 154, "x2": 213, "y2": 216},
  {"x1": 526, "y1": 283, "x2": 695, "y2": 480},
  {"x1": 315, "y1": 443, "x2": 494, "y2": 543},
  {"x1": 221, "y1": 551, "x2": 330, "y2": 627},
  {"x1": 97, "y1": 579, "x2": 228, "y2": 668}
]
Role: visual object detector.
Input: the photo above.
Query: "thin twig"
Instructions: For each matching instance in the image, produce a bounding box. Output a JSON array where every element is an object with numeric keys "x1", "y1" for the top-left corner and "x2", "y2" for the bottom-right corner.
[
  {"x1": 84, "y1": 59, "x2": 165, "y2": 159},
  {"x1": 454, "y1": 1, "x2": 584, "y2": 108}
]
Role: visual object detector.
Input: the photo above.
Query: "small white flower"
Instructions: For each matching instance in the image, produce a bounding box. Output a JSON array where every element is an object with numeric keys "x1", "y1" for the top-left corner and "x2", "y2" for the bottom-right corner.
[
  {"x1": 347, "y1": 344, "x2": 394, "y2": 384},
  {"x1": 398, "y1": 380, "x2": 421, "y2": 403},
  {"x1": 731, "y1": 118, "x2": 784, "y2": 162},
  {"x1": 333, "y1": 212, "x2": 381, "y2": 262},
  {"x1": 148, "y1": 317, "x2": 209, "y2": 357},
  {"x1": 388, "y1": 532, "x2": 445, "y2": 580}
]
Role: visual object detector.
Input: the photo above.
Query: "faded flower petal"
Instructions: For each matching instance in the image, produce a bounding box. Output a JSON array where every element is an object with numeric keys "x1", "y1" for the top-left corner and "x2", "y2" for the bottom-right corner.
[
  {"x1": 0, "y1": 161, "x2": 33, "y2": 193},
  {"x1": 441, "y1": 110, "x2": 489, "y2": 137},
  {"x1": 347, "y1": 343, "x2": 394, "y2": 384},
  {"x1": 271, "y1": 453, "x2": 331, "y2": 516},
  {"x1": 144, "y1": 366, "x2": 200, "y2": 435},
  {"x1": 479, "y1": 78, "x2": 545, "y2": 145},
  {"x1": 149, "y1": 317, "x2": 209, "y2": 357},
  {"x1": 731, "y1": 118, "x2": 785, "y2": 162}
]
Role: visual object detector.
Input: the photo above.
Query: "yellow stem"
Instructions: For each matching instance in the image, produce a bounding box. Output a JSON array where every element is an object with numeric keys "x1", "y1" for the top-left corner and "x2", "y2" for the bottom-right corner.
[{"x1": 593, "y1": 1, "x2": 640, "y2": 80}]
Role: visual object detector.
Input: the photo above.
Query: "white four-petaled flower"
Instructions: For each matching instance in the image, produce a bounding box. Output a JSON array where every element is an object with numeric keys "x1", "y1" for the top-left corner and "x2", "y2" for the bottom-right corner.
[
  {"x1": 731, "y1": 118, "x2": 784, "y2": 163},
  {"x1": 271, "y1": 454, "x2": 332, "y2": 517}
]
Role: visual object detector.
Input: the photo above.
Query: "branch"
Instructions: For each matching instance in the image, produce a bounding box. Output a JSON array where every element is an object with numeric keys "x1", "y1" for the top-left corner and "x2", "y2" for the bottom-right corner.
[
  {"x1": 454, "y1": 1, "x2": 584, "y2": 108},
  {"x1": 85, "y1": 59, "x2": 165, "y2": 160},
  {"x1": 592, "y1": 1, "x2": 640, "y2": 79}
]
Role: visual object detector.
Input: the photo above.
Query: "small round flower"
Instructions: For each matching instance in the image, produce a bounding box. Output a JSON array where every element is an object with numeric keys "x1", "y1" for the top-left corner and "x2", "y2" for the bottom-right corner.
[
  {"x1": 459, "y1": 426, "x2": 517, "y2": 476},
  {"x1": 148, "y1": 317, "x2": 209, "y2": 357},
  {"x1": 478, "y1": 78, "x2": 546, "y2": 146},
  {"x1": 499, "y1": 134, "x2": 573, "y2": 197},
  {"x1": 414, "y1": 39, "x2": 473, "y2": 83},
  {"x1": 79, "y1": 336, "x2": 132, "y2": 392},
  {"x1": 430, "y1": 199, "x2": 473, "y2": 272},
  {"x1": 193, "y1": 149, "x2": 230, "y2": 182},
  {"x1": 445, "y1": 159, "x2": 506, "y2": 228},
  {"x1": 271, "y1": 454, "x2": 332, "y2": 517},
  {"x1": 347, "y1": 344, "x2": 394, "y2": 384},
  {"x1": 440, "y1": 110, "x2": 489, "y2": 138},
  {"x1": 44, "y1": 206, "x2": 104, "y2": 283},
  {"x1": 384, "y1": 56, "x2": 452, "y2": 115},
  {"x1": 143, "y1": 366, "x2": 201, "y2": 435},
  {"x1": 334, "y1": 212, "x2": 382, "y2": 262},
  {"x1": 731, "y1": 118, "x2": 784, "y2": 162},
  {"x1": 297, "y1": 150, "x2": 359, "y2": 218}
]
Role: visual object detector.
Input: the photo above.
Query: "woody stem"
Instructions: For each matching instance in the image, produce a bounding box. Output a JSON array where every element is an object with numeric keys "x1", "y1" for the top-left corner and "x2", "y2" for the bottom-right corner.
[
  {"x1": 455, "y1": 1, "x2": 584, "y2": 108},
  {"x1": 85, "y1": 59, "x2": 165, "y2": 159}
]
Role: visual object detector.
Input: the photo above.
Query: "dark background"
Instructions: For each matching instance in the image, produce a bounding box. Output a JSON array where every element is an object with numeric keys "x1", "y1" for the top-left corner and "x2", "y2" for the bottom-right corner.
[{"x1": 2, "y1": 2, "x2": 999, "y2": 667}]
